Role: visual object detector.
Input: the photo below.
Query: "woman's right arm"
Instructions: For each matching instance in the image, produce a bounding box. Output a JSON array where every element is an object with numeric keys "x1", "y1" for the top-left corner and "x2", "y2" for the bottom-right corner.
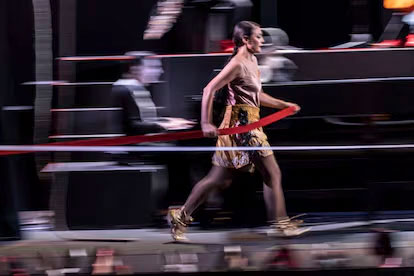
[{"x1": 201, "y1": 59, "x2": 241, "y2": 137}]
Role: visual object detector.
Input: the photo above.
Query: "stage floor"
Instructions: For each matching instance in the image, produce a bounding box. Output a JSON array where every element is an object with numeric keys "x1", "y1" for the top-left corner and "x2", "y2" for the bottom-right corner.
[{"x1": 1, "y1": 212, "x2": 414, "y2": 274}]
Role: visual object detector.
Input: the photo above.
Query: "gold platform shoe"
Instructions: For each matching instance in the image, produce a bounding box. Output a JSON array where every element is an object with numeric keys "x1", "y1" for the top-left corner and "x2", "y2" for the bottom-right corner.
[
  {"x1": 267, "y1": 214, "x2": 310, "y2": 237},
  {"x1": 168, "y1": 207, "x2": 193, "y2": 242}
]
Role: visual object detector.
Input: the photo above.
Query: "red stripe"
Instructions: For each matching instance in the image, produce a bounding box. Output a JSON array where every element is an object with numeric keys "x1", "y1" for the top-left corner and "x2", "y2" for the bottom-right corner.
[
  {"x1": 59, "y1": 56, "x2": 136, "y2": 61},
  {"x1": 0, "y1": 107, "x2": 295, "y2": 156}
]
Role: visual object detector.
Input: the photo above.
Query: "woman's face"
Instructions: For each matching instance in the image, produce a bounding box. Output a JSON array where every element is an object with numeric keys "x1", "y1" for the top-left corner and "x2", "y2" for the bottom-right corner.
[{"x1": 246, "y1": 27, "x2": 264, "y2": 53}]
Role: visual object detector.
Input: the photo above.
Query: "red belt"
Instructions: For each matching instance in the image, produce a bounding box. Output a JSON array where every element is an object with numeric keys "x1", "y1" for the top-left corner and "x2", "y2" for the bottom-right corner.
[{"x1": 0, "y1": 106, "x2": 295, "y2": 156}]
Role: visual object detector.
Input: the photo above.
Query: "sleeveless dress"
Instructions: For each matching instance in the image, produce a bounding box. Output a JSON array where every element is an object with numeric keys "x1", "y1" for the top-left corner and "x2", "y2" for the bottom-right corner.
[{"x1": 212, "y1": 59, "x2": 273, "y2": 171}]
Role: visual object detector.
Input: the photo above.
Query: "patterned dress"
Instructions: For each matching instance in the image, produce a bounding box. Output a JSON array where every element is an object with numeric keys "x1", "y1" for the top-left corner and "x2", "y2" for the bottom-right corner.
[{"x1": 212, "y1": 59, "x2": 273, "y2": 172}]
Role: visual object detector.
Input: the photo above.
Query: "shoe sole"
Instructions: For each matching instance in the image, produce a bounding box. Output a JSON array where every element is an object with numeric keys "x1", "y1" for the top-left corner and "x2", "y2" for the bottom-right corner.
[{"x1": 267, "y1": 227, "x2": 312, "y2": 238}]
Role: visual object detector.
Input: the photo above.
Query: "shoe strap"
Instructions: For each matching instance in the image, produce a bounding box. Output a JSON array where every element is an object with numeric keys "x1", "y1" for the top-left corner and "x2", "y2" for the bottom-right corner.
[
  {"x1": 289, "y1": 213, "x2": 306, "y2": 220},
  {"x1": 181, "y1": 211, "x2": 193, "y2": 224},
  {"x1": 274, "y1": 213, "x2": 307, "y2": 229},
  {"x1": 177, "y1": 211, "x2": 193, "y2": 226}
]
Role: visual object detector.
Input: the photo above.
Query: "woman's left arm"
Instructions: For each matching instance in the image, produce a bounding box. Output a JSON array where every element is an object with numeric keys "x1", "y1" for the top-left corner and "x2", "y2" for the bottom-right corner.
[{"x1": 260, "y1": 91, "x2": 301, "y2": 113}]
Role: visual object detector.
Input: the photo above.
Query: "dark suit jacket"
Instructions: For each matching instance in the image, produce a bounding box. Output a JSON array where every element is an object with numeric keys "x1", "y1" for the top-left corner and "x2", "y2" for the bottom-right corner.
[{"x1": 112, "y1": 80, "x2": 164, "y2": 135}]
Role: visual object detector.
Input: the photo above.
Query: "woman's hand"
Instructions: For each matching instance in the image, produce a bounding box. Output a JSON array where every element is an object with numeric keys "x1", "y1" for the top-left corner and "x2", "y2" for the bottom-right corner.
[
  {"x1": 285, "y1": 102, "x2": 301, "y2": 114},
  {"x1": 202, "y1": 122, "x2": 218, "y2": 138}
]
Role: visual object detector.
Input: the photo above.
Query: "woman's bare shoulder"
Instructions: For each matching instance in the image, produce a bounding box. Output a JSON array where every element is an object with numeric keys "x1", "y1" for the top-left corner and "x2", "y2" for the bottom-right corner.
[
  {"x1": 226, "y1": 56, "x2": 243, "y2": 67},
  {"x1": 223, "y1": 57, "x2": 243, "y2": 75}
]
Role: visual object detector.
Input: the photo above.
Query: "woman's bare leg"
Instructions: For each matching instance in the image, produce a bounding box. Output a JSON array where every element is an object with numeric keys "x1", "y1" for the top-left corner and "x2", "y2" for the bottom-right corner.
[
  {"x1": 254, "y1": 154, "x2": 309, "y2": 236},
  {"x1": 263, "y1": 184, "x2": 275, "y2": 221},
  {"x1": 182, "y1": 165, "x2": 233, "y2": 216},
  {"x1": 169, "y1": 165, "x2": 233, "y2": 241},
  {"x1": 253, "y1": 154, "x2": 287, "y2": 221}
]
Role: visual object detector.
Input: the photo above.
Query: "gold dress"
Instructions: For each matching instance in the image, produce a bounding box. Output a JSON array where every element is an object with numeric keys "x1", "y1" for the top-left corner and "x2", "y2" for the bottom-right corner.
[{"x1": 212, "y1": 59, "x2": 273, "y2": 171}]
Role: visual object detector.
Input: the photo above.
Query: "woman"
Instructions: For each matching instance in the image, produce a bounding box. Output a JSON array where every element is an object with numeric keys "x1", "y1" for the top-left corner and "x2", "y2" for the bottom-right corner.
[{"x1": 169, "y1": 21, "x2": 308, "y2": 241}]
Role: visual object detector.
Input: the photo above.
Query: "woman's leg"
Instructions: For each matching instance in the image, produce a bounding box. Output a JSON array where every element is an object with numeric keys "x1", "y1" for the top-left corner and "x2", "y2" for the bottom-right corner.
[
  {"x1": 253, "y1": 154, "x2": 287, "y2": 221},
  {"x1": 182, "y1": 165, "x2": 233, "y2": 216},
  {"x1": 169, "y1": 165, "x2": 232, "y2": 241},
  {"x1": 253, "y1": 153, "x2": 309, "y2": 236},
  {"x1": 263, "y1": 184, "x2": 276, "y2": 221}
]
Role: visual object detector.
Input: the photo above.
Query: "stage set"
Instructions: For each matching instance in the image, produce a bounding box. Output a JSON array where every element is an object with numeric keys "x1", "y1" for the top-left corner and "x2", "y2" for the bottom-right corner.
[{"x1": 2, "y1": 0, "x2": 414, "y2": 275}]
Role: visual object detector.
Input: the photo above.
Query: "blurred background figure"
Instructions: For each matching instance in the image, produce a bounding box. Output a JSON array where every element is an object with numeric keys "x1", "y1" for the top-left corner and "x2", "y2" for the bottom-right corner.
[
  {"x1": 144, "y1": 0, "x2": 185, "y2": 40},
  {"x1": 267, "y1": 246, "x2": 297, "y2": 269},
  {"x1": 92, "y1": 248, "x2": 115, "y2": 275},
  {"x1": 240, "y1": 27, "x2": 298, "y2": 86},
  {"x1": 372, "y1": 229, "x2": 402, "y2": 267},
  {"x1": 113, "y1": 51, "x2": 194, "y2": 135},
  {"x1": 144, "y1": 0, "x2": 253, "y2": 53},
  {"x1": 374, "y1": 0, "x2": 414, "y2": 46},
  {"x1": 266, "y1": 246, "x2": 297, "y2": 269},
  {"x1": 259, "y1": 55, "x2": 297, "y2": 83},
  {"x1": 224, "y1": 246, "x2": 248, "y2": 271},
  {"x1": 258, "y1": 28, "x2": 297, "y2": 84},
  {"x1": 261, "y1": 28, "x2": 291, "y2": 52},
  {"x1": 113, "y1": 52, "x2": 165, "y2": 135}
]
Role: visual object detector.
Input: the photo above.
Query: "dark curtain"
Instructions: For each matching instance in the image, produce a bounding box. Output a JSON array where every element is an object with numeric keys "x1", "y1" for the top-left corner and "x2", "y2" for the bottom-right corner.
[{"x1": 0, "y1": 0, "x2": 38, "y2": 239}]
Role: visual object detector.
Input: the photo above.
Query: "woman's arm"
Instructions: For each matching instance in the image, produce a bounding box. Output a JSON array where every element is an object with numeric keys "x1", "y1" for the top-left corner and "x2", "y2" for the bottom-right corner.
[
  {"x1": 201, "y1": 59, "x2": 241, "y2": 137},
  {"x1": 254, "y1": 55, "x2": 300, "y2": 113},
  {"x1": 260, "y1": 91, "x2": 301, "y2": 113}
]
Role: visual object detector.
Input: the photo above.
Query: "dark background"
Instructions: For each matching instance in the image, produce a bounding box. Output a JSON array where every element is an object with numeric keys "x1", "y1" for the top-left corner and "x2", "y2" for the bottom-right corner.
[
  {"x1": 54, "y1": 0, "x2": 391, "y2": 55},
  {"x1": 0, "y1": 0, "x2": 38, "y2": 239},
  {"x1": 0, "y1": 0, "x2": 394, "y2": 235}
]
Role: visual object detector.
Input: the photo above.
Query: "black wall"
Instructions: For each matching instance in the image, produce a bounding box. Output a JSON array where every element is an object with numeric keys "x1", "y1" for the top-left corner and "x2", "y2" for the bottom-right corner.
[
  {"x1": 255, "y1": 0, "x2": 388, "y2": 49},
  {"x1": 276, "y1": 0, "x2": 352, "y2": 48},
  {"x1": 0, "y1": 0, "x2": 41, "y2": 239},
  {"x1": 74, "y1": 0, "x2": 217, "y2": 55},
  {"x1": 65, "y1": 0, "x2": 391, "y2": 55},
  {"x1": 76, "y1": 0, "x2": 158, "y2": 55},
  {"x1": 0, "y1": 0, "x2": 18, "y2": 240}
]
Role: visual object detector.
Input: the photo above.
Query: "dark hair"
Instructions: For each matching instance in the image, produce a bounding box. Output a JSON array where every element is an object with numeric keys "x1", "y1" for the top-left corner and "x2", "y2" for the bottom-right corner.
[
  {"x1": 120, "y1": 51, "x2": 154, "y2": 77},
  {"x1": 230, "y1": 21, "x2": 260, "y2": 59}
]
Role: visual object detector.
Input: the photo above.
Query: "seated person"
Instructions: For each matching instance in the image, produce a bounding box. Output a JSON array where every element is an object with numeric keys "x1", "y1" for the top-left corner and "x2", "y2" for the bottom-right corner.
[{"x1": 113, "y1": 51, "x2": 194, "y2": 135}]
